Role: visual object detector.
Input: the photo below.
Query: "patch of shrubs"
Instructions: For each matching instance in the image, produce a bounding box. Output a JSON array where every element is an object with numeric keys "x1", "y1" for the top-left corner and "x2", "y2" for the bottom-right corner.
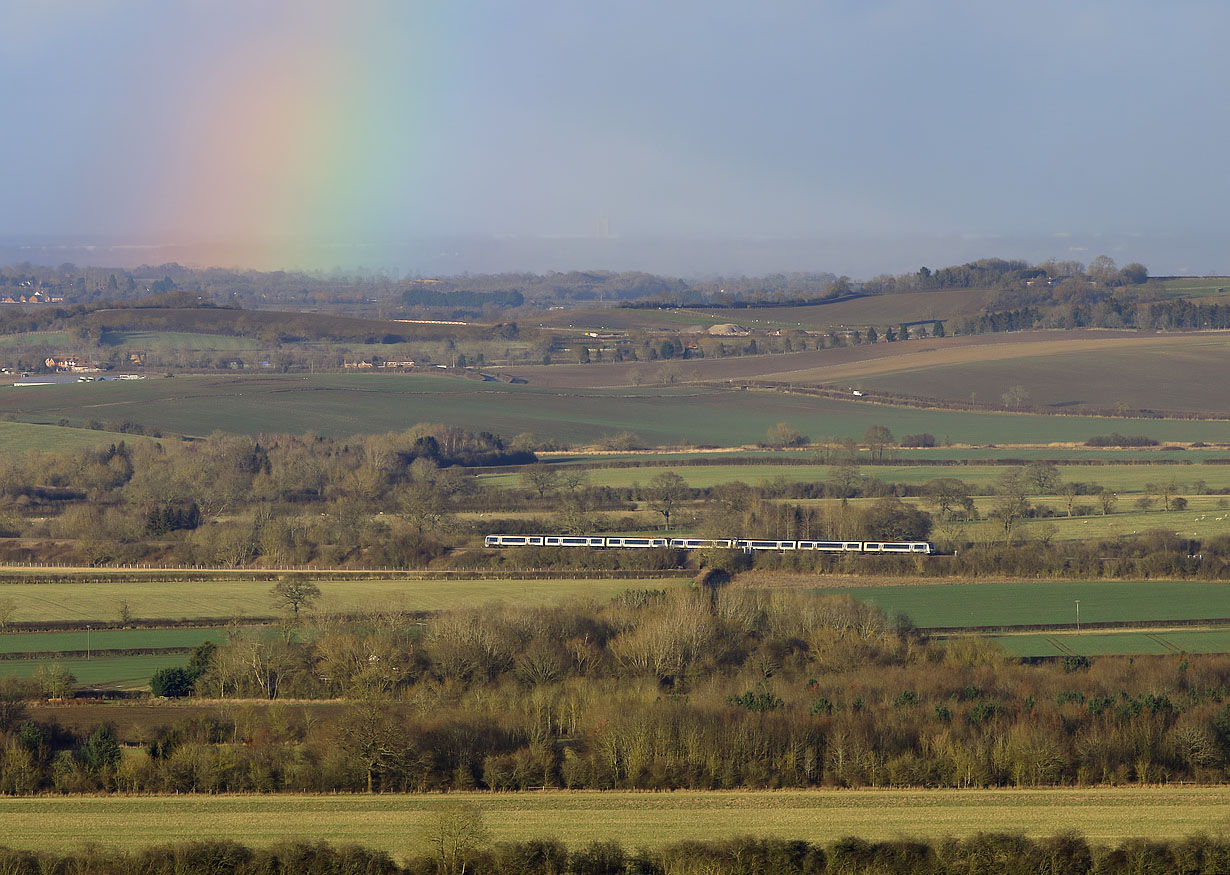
[
  {"x1": 1085, "y1": 433, "x2": 1159, "y2": 447},
  {"x1": 5, "y1": 834, "x2": 1230, "y2": 875}
]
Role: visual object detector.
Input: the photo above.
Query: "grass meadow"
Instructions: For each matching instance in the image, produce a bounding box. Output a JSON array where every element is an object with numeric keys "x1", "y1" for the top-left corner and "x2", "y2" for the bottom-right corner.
[
  {"x1": 540, "y1": 288, "x2": 998, "y2": 332},
  {"x1": 824, "y1": 580, "x2": 1230, "y2": 629},
  {"x1": 958, "y1": 499, "x2": 1230, "y2": 544},
  {"x1": 0, "y1": 577, "x2": 688, "y2": 624},
  {"x1": 1161, "y1": 277, "x2": 1230, "y2": 300},
  {"x1": 4, "y1": 372, "x2": 1230, "y2": 445},
  {"x1": 0, "y1": 788, "x2": 1228, "y2": 855},
  {"x1": 0, "y1": 420, "x2": 153, "y2": 453},
  {"x1": 480, "y1": 463, "x2": 1230, "y2": 492},
  {"x1": 550, "y1": 447, "x2": 1230, "y2": 464},
  {"x1": 0, "y1": 331, "x2": 69, "y2": 349},
  {"x1": 106, "y1": 330, "x2": 265, "y2": 351}
]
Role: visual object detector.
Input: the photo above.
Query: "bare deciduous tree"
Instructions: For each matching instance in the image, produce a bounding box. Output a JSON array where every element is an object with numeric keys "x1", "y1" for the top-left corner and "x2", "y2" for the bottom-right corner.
[{"x1": 418, "y1": 801, "x2": 490, "y2": 875}]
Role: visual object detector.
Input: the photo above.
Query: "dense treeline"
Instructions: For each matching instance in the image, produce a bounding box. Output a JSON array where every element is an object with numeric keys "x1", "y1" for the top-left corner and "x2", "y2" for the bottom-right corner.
[
  {"x1": 0, "y1": 840, "x2": 400, "y2": 875},
  {"x1": 0, "y1": 425, "x2": 535, "y2": 568},
  {"x1": 1, "y1": 262, "x2": 758, "y2": 312},
  {"x1": 9, "y1": 591, "x2": 1230, "y2": 793},
  {"x1": 401, "y1": 287, "x2": 524, "y2": 309},
  {"x1": 7, "y1": 833, "x2": 1230, "y2": 875},
  {"x1": 6, "y1": 432, "x2": 1230, "y2": 576}
]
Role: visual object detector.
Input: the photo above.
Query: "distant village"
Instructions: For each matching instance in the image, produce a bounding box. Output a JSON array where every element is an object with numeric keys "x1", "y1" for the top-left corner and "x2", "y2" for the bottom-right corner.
[{"x1": 0, "y1": 291, "x2": 64, "y2": 305}]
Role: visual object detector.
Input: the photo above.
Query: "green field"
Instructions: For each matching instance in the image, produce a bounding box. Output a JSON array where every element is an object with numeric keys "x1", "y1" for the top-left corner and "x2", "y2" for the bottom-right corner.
[
  {"x1": 990, "y1": 628, "x2": 1230, "y2": 657},
  {"x1": 0, "y1": 420, "x2": 152, "y2": 453},
  {"x1": 4, "y1": 372, "x2": 1230, "y2": 444},
  {"x1": 0, "y1": 626, "x2": 232, "y2": 654},
  {"x1": 0, "y1": 653, "x2": 187, "y2": 686},
  {"x1": 0, "y1": 330, "x2": 68, "y2": 349},
  {"x1": 0, "y1": 577, "x2": 688, "y2": 624},
  {"x1": 485, "y1": 461, "x2": 1230, "y2": 492},
  {"x1": 0, "y1": 789, "x2": 1227, "y2": 855},
  {"x1": 827, "y1": 580, "x2": 1230, "y2": 629},
  {"x1": 1162, "y1": 277, "x2": 1230, "y2": 300},
  {"x1": 106, "y1": 330, "x2": 265, "y2": 351},
  {"x1": 542, "y1": 289, "x2": 997, "y2": 332},
  {"x1": 550, "y1": 447, "x2": 1230, "y2": 464},
  {"x1": 958, "y1": 500, "x2": 1230, "y2": 543}
]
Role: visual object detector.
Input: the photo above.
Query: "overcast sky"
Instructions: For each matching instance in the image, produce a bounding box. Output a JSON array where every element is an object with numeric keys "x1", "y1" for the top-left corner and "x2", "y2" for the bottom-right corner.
[{"x1": 3, "y1": 1, "x2": 1228, "y2": 275}]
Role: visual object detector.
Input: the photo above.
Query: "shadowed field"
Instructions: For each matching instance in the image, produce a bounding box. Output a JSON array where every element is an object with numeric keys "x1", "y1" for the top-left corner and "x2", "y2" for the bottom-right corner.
[
  {"x1": 537, "y1": 288, "x2": 999, "y2": 331},
  {"x1": 4, "y1": 372, "x2": 1229, "y2": 445},
  {"x1": 504, "y1": 329, "x2": 1151, "y2": 388}
]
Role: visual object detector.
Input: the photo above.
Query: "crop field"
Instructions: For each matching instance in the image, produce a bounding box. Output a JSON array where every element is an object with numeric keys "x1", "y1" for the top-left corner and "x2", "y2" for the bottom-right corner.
[
  {"x1": 515, "y1": 329, "x2": 1230, "y2": 418},
  {"x1": 485, "y1": 462, "x2": 1230, "y2": 493},
  {"x1": 825, "y1": 580, "x2": 1230, "y2": 629},
  {"x1": 0, "y1": 420, "x2": 152, "y2": 453},
  {"x1": 106, "y1": 330, "x2": 265, "y2": 351},
  {"x1": 0, "y1": 330, "x2": 69, "y2": 349},
  {"x1": 869, "y1": 464, "x2": 1230, "y2": 491},
  {"x1": 7, "y1": 371, "x2": 1230, "y2": 445},
  {"x1": 1161, "y1": 277, "x2": 1230, "y2": 300},
  {"x1": 0, "y1": 577, "x2": 688, "y2": 624},
  {"x1": 1, "y1": 788, "x2": 1228, "y2": 854},
  {"x1": 480, "y1": 463, "x2": 842, "y2": 489},
  {"x1": 506, "y1": 329, "x2": 1145, "y2": 388},
  {"x1": 0, "y1": 653, "x2": 186, "y2": 687},
  {"x1": 540, "y1": 290, "x2": 999, "y2": 333},
  {"x1": 717, "y1": 288, "x2": 997, "y2": 328},
  {"x1": 0, "y1": 626, "x2": 232, "y2": 654},
  {"x1": 551, "y1": 447, "x2": 1230, "y2": 465},
  {"x1": 851, "y1": 333, "x2": 1230, "y2": 415},
  {"x1": 989, "y1": 628, "x2": 1230, "y2": 657},
  {"x1": 75, "y1": 307, "x2": 497, "y2": 344}
]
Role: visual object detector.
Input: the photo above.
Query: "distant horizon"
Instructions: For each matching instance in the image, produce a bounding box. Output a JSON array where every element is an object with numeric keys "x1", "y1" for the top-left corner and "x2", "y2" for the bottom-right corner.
[
  {"x1": 1, "y1": 232, "x2": 1224, "y2": 281},
  {"x1": 6, "y1": 3, "x2": 1230, "y2": 283}
]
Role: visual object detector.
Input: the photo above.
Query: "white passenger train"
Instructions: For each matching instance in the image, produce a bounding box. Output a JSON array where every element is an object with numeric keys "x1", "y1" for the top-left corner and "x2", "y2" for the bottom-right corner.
[{"x1": 483, "y1": 535, "x2": 932, "y2": 554}]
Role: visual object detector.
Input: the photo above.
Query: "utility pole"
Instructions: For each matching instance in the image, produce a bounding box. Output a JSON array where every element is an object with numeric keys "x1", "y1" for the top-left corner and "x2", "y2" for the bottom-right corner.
[{"x1": 1075, "y1": 600, "x2": 1080, "y2": 633}]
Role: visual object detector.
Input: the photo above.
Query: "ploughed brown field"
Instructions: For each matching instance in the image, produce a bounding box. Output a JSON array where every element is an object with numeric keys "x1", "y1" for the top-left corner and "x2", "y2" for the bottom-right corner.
[
  {"x1": 501, "y1": 329, "x2": 1230, "y2": 416},
  {"x1": 500, "y1": 330, "x2": 1151, "y2": 387}
]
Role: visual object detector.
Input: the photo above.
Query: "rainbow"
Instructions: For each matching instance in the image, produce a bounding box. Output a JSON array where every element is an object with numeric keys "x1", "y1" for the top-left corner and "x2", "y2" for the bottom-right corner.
[{"x1": 150, "y1": 4, "x2": 449, "y2": 270}]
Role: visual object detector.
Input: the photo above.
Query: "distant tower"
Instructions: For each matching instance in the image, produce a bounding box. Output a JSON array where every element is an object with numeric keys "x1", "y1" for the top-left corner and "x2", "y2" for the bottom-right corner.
[{"x1": 595, "y1": 216, "x2": 610, "y2": 239}]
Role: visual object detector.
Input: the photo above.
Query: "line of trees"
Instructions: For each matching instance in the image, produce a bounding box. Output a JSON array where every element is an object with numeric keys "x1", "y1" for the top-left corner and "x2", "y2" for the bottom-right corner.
[
  {"x1": 4, "y1": 429, "x2": 1230, "y2": 575},
  {"x1": 9, "y1": 590, "x2": 1230, "y2": 793}
]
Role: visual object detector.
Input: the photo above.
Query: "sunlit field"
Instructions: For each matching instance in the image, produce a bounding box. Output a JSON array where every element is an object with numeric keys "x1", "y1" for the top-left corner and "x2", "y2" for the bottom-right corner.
[{"x1": 2, "y1": 789, "x2": 1229, "y2": 856}]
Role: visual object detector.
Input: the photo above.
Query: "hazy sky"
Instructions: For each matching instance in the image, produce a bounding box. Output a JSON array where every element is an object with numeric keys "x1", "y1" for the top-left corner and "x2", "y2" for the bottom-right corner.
[{"x1": 3, "y1": 1, "x2": 1229, "y2": 275}]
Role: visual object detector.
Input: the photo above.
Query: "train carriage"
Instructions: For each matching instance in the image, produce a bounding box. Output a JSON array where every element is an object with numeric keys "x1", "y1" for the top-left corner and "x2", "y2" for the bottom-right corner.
[{"x1": 483, "y1": 535, "x2": 931, "y2": 554}]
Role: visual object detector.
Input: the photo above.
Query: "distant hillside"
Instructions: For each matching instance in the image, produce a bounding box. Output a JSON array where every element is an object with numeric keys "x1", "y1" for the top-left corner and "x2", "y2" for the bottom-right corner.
[{"x1": 77, "y1": 307, "x2": 498, "y2": 344}]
